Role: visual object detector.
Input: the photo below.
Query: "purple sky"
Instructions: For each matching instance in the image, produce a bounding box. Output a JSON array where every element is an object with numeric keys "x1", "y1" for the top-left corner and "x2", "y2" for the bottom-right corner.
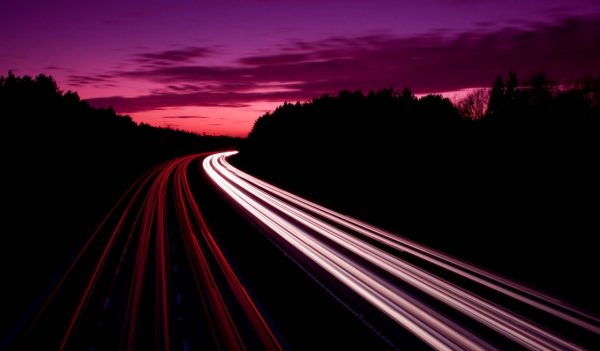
[{"x1": 2, "y1": 0, "x2": 599, "y2": 136}]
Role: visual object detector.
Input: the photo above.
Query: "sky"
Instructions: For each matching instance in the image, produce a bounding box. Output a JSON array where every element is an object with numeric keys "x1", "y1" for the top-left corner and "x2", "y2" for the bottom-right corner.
[{"x1": 1, "y1": 0, "x2": 599, "y2": 136}]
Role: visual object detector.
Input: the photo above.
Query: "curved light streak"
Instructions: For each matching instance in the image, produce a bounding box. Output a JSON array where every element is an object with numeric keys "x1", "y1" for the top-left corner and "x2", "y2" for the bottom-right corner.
[{"x1": 204, "y1": 151, "x2": 599, "y2": 351}]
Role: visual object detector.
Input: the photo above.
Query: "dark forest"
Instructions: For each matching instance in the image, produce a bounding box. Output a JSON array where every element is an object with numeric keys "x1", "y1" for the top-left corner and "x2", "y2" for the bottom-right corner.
[{"x1": 235, "y1": 72, "x2": 600, "y2": 314}]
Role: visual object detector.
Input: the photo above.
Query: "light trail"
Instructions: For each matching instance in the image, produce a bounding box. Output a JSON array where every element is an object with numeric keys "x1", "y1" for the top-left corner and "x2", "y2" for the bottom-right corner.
[
  {"x1": 11, "y1": 151, "x2": 598, "y2": 350},
  {"x1": 204, "y1": 151, "x2": 600, "y2": 351},
  {"x1": 16, "y1": 154, "x2": 282, "y2": 351}
]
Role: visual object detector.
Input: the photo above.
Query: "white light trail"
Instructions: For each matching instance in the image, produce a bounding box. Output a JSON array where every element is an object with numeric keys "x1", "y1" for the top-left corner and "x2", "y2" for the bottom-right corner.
[{"x1": 203, "y1": 151, "x2": 599, "y2": 350}]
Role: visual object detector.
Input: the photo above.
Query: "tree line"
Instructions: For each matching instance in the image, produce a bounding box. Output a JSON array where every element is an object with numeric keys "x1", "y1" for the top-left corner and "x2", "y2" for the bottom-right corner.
[
  {"x1": 0, "y1": 71, "x2": 239, "y2": 340},
  {"x1": 234, "y1": 71, "x2": 600, "y2": 313}
]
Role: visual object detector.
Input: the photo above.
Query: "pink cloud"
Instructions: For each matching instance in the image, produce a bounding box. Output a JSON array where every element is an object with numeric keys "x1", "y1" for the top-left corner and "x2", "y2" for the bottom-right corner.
[{"x1": 82, "y1": 15, "x2": 600, "y2": 135}]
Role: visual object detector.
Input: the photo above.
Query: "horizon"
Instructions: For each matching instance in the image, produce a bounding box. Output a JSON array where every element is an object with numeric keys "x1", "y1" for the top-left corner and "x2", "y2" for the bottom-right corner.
[
  {"x1": 3, "y1": 4, "x2": 600, "y2": 347},
  {"x1": 2, "y1": 0, "x2": 599, "y2": 136}
]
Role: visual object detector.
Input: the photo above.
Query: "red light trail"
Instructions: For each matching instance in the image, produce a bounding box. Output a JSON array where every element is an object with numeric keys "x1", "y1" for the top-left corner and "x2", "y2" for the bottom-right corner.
[
  {"x1": 11, "y1": 151, "x2": 599, "y2": 350},
  {"x1": 16, "y1": 154, "x2": 281, "y2": 351}
]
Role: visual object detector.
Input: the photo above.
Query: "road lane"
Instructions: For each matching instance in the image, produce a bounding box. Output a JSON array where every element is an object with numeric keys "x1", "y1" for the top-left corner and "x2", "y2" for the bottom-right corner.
[
  {"x1": 9, "y1": 151, "x2": 599, "y2": 350},
  {"x1": 11, "y1": 154, "x2": 282, "y2": 351},
  {"x1": 204, "y1": 151, "x2": 600, "y2": 350}
]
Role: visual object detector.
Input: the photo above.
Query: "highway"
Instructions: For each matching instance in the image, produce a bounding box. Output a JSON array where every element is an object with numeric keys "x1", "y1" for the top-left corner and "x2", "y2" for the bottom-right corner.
[
  {"x1": 10, "y1": 154, "x2": 282, "y2": 350},
  {"x1": 204, "y1": 151, "x2": 600, "y2": 350},
  {"x1": 7, "y1": 151, "x2": 599, "y2": 350}
]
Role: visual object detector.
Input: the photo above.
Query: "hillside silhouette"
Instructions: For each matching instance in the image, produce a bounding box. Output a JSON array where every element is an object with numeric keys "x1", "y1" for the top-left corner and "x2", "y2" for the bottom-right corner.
[
  {"x1": 234, "y1": 72, "x2": 600, "y2": 313},
  {"x1": 0, "y1": 72, "x2": 240, "y2": 340}
]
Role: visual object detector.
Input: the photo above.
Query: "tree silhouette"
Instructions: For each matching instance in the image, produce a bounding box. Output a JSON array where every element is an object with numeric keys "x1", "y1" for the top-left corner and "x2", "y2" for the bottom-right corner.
[
  {"x1": 457, "y1": 89, "x2": 489, "y2": 120},
  {"x1": 235, "y1": 71, "x2": 600, "y2": 315},
  {"x1": 0, "y1": 72, "x2": 240, "y2": 341}
]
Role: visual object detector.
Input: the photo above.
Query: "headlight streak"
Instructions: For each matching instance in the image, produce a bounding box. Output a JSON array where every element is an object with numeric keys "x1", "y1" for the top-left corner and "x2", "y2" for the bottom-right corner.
[
  {"x1": 219, "y1": 154, "x2": 600, "y2": 333},
  {"x1": 204, "y1": 151, "x2": 599, "y2": 351}
]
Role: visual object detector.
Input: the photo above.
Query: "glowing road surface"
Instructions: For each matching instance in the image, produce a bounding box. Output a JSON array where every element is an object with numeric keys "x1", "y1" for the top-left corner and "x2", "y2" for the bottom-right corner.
[{"x1": 204, "y1": 151, "x2": 600, "y2": 351}]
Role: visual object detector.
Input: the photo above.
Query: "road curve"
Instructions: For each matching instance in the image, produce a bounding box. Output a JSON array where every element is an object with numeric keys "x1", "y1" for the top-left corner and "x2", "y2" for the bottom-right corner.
[
  {"x1": 204, "y1": 151, "x2": 600, "y2": 351},
  {"x1": 7, "y1": 151, "x2": 599, "y2": 350},
  {"x1": 11, "y1": 153, "x2": 281, "y2": 351}
]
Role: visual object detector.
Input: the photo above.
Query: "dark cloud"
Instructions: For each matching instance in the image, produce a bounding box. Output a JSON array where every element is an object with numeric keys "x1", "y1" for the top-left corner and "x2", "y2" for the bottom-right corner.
[
  {"x1": 88, "y1": 91, "x2": 299, "y2": 113},
  {"x1": 69, "y1": 74, "x2": 114, "y2": 87},
  {"x1": 239, "y1": 53, "x2": 314, "y2": 66},
  {"x1": 133, "y1": 47, "x2": 214, "y2": 66},
  {"x1": 166, "y1": 84, "x2": 204, "y2": 92},
  {"x1": 89, "y1": 15, "x2": 600, "y2": 113}
]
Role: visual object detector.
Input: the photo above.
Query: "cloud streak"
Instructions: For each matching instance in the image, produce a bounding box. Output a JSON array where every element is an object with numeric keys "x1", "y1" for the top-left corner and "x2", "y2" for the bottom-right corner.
[
  {"x1": 69, "y1": 73, "x2": 115, "y2": 87},
  {"x1": 88, "y1": 15, "x2": 600, "y2": 113},
  {"x1": 132, "y1": 47, "x2": 214, "y2": 66}
]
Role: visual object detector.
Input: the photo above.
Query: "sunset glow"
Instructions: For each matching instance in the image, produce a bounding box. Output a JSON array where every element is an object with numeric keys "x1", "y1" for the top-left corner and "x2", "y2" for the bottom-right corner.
[{"x1": 2, "y1": 0, "x2": 599, "y2": 135}]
